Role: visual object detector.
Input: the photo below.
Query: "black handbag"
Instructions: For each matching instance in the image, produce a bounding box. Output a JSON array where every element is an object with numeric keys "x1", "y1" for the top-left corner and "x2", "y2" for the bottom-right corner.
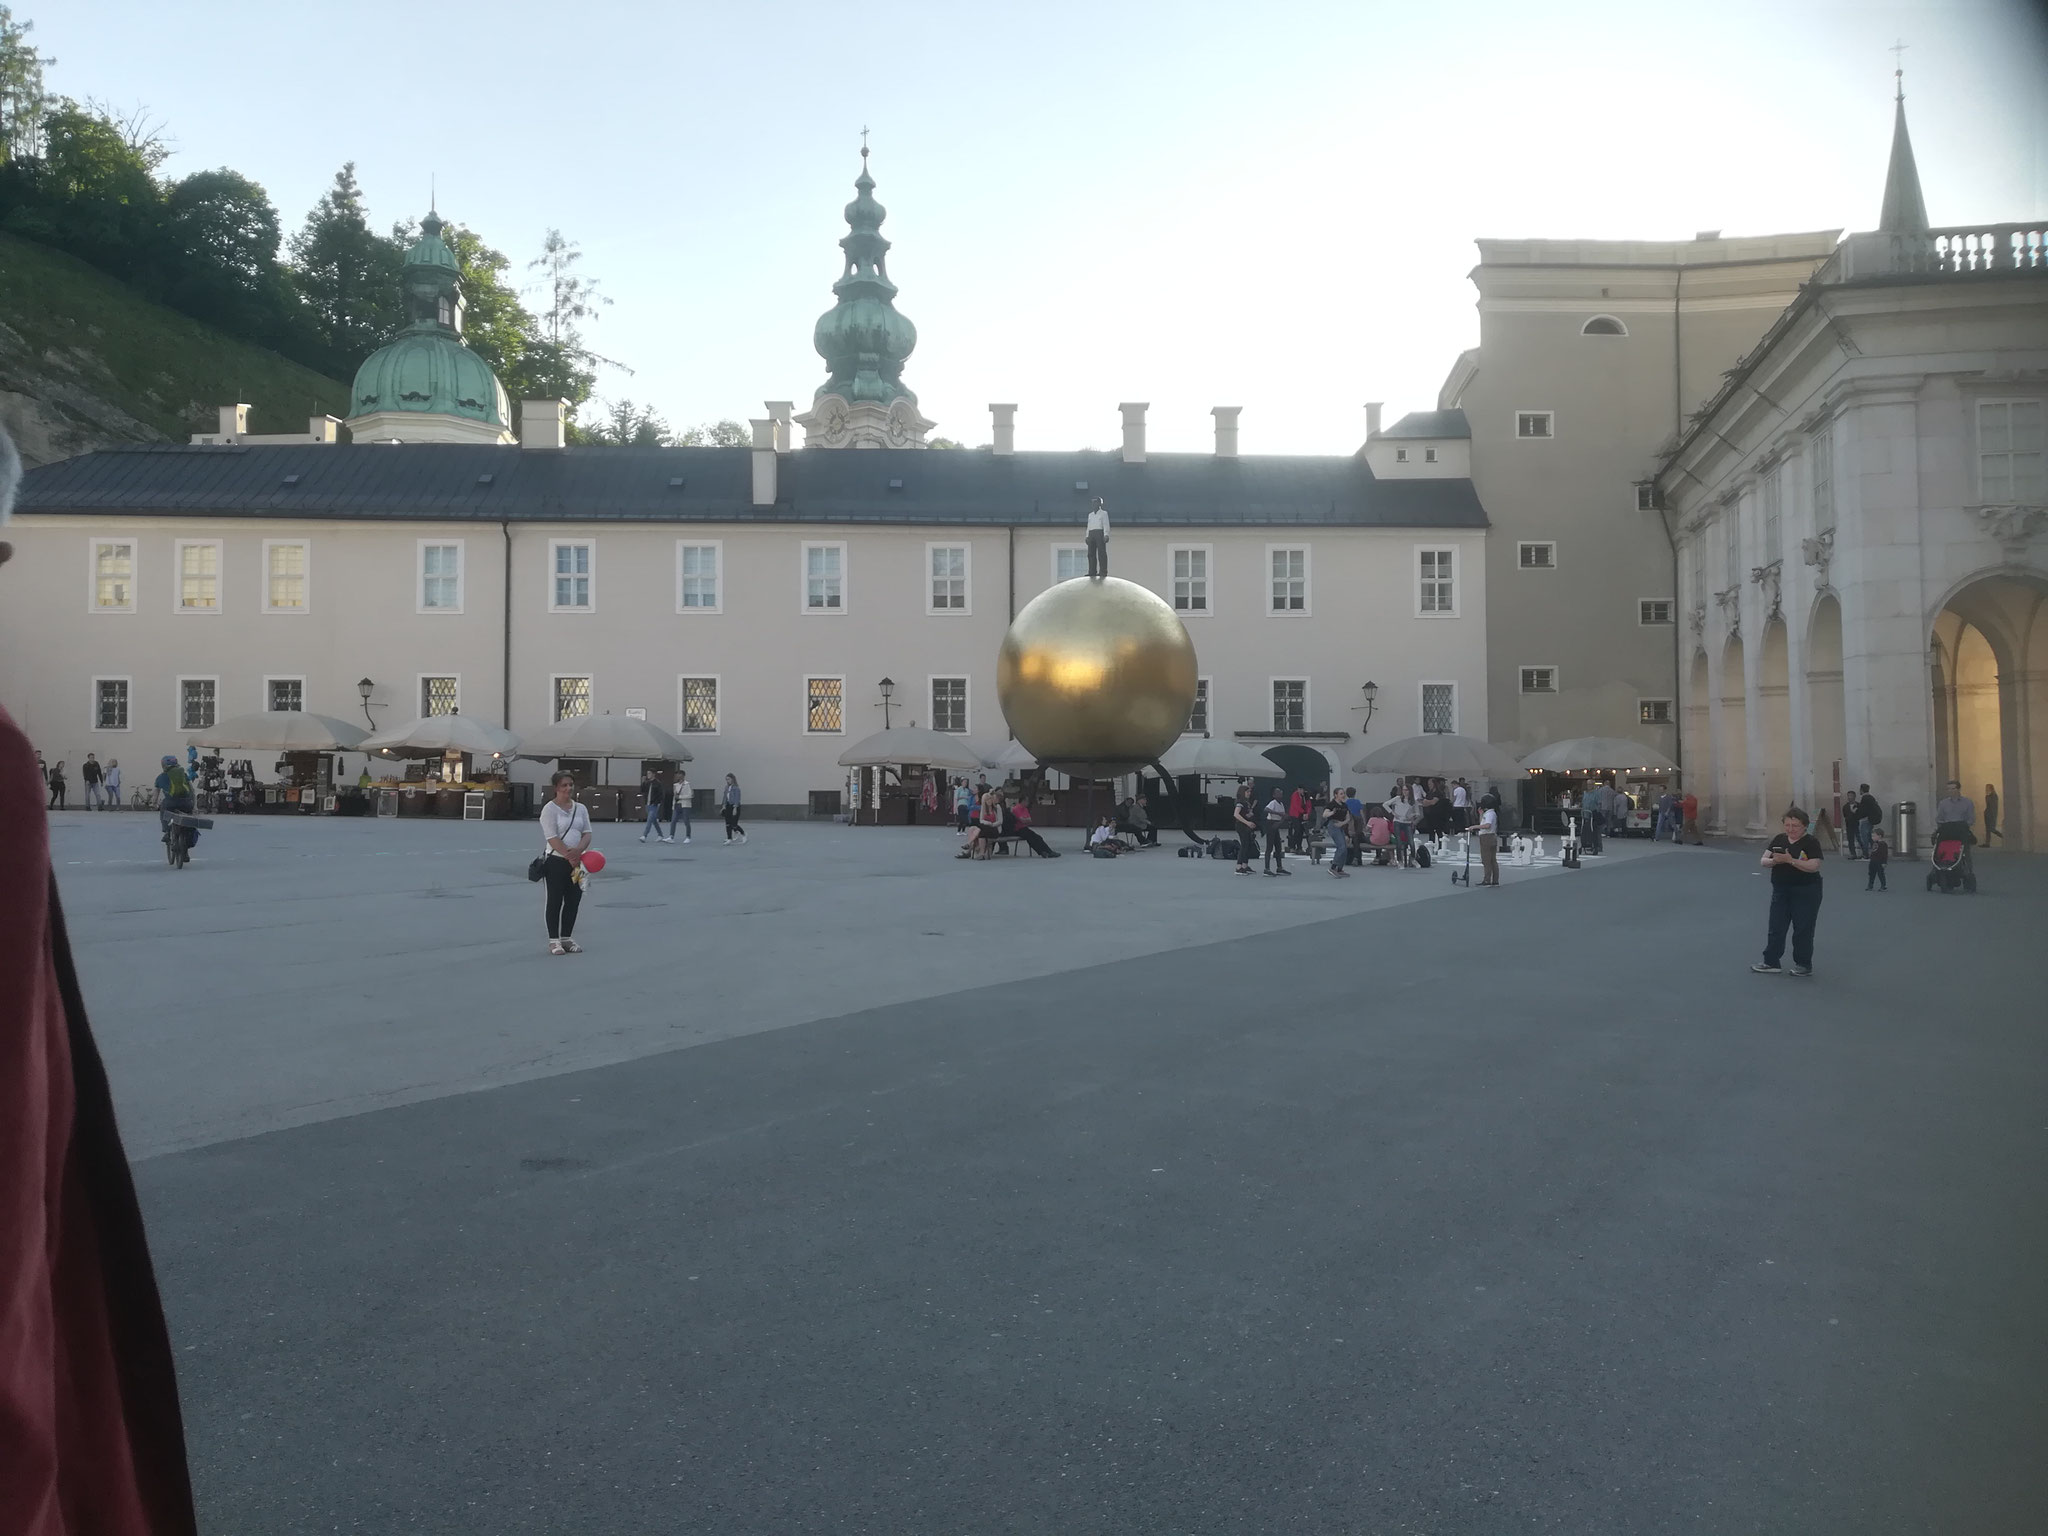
[{"x1": 527, "y1": 855, "x2": 548, "y2": 882}]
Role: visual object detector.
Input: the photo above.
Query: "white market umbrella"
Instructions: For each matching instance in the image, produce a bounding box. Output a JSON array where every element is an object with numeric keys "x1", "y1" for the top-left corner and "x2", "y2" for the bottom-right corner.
[
  {"x1": 1351, "y1": 732, "x2": 1521, "y2": 780},
  {"x1": 836, "y1": 726, "x2": 994, "y2": 773},
  {"x1": 518, "y1": 713, "x2": 693, "y2": 762},
  {"x1": 188, "y1": 711, "x2": 368, "y2": 752},
  {"x1": 987, "y1": 739, "x2": 1041, "y2": 772},
  {"x1": 361, "y1": 712, "x2": 520, "y2": 759},
  {"x1": 1519, "y1": 736, "x2": 1679, "y2": 773},
  {"x1": 1157, "y1": 737, "x2": 1285, "y2": 779}
]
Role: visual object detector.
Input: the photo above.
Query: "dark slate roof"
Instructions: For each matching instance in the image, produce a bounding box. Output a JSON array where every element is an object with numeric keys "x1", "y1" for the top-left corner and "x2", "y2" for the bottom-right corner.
[
  {"x1": 1379, "y1": 409, "x2": 1470, "y2": 440},
  {"x1": 15, "y1": 443, "x2": 1489, "y2": 529}
]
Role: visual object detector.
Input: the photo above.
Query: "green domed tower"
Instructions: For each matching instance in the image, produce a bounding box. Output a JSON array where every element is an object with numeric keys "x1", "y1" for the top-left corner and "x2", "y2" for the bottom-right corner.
[
  {"x1": 345, "y1": 211, "x2": 514, "y2": 445},
  {"x1": 794, "y1": 147, "x2": 935, "y2": 449}
]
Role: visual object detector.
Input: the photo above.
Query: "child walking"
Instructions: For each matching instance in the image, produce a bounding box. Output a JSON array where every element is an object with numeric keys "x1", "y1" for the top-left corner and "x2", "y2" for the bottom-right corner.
[{"x1": 1865, "y1": 826, "x2": 1889, "y2": 891}]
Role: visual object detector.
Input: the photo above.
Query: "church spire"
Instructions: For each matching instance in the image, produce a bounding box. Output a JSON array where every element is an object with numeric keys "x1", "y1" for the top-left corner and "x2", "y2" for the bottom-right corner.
[{"x1": 1878, "y1": 52, "x2": 1929, "y2": 234}]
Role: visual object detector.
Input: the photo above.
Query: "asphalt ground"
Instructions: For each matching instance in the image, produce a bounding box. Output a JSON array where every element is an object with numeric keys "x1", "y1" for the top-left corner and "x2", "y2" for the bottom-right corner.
[{"x1": 58, "y1": 815, "x2": 2048, "y2": 1533}]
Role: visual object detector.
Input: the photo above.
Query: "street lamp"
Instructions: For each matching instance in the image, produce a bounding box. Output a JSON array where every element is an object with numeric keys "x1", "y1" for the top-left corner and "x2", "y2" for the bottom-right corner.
[
  {"x1": 1353, "y1": 680, "x2": 1379, "y2": 734},
  {"x1": 877, "y1": 676, "x2": 896, "y2": 729},
  {"x1": 357, "y1": 677, "x2": 377, "y2": 729}
]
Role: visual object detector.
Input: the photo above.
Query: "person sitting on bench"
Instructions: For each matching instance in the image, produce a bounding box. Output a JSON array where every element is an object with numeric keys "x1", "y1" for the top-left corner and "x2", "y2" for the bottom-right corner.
[{"x1": 1090, "y1": 816, "x2": 1129, "y2": 855}]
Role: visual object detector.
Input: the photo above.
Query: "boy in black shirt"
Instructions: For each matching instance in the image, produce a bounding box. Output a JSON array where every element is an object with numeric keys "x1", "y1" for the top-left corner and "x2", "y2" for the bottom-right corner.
[
  {"x1": 1753, "y1": 807, "x2": 1824, "y2": 977},
  {"x1": 1865, "y1": 826, "x2": 1889, "y2": 891}
]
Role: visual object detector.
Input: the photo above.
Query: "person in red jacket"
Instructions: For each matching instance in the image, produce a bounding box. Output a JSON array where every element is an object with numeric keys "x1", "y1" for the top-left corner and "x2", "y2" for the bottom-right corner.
[{"x1": 0, "y1": 424, "x2": 198, "y2": 1535}]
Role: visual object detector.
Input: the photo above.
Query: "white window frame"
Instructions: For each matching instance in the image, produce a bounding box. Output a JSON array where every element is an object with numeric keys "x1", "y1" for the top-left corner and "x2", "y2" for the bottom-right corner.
[
  {"x1": 1976, "y1": 397, "x2": 2045, "y2": 504},
  {"x1": 1419, "y1": 681, "x2": 1458, "y2": 735},
  {"x1": 418, "y1": 674, "x2": 462, "y2": 717},
  {"x1": 678, "y1": 674, "x2": 721, "y2": 736},
  {"x1": 801, "y1": 541, "x2": 848, "y2": 615},
  {"x1": 1638, "y1": 698, "x2": 1675, "y2": 726},
  {"x1": 87, "y1": 537, "x2": 136, "y2": 614},
  {"x1": 173, "y1": 538, "x2": 224, "y2": 615},
  {"x1": 676, "y1": 541, "x2": 722, "y2": 615},
  {"x1": 1270, "y1": 677, "x2": 1309, "y2": 733},
  {"x1": 926, "y1": 543, "x2": 971, "y2": 616},
  {"x1": 91, "y1": 675, "x2": 132, "y2": 732},
  {"x1": 1517, "y1": 541, "x2": 1557, "y2": 570},
  {"x1": 1051, "y1": 544, "x2": 1088, "y2": 584},
  {"x1": 1266, "y1": 544, "x2": 1310, "y2": 617},
  {"x1": 1185, "y1": 676, "x2": 1212, "y2": 736},
  {"x1": 1635, "y1": 481, "x2": 1659, "y2": 513},
  {"x1": 261, "y1": 538, "x2": 310, "y2": 614},
  {"x1": 1415, "y1": 545, "x2": 1459, "y2": 618},
  {"x1": 417, "y1": 539, "x2": 465, "y2": 615},
  {"x1": 1809, "y1": 426, "x2": 1834, "y2": 530},
  {"x1": 1424, "y1": 447, "x2": 1439, "y2": 464},
  {"x1": 262, "y1": 674, "x2": 306, "y2": 713},
  {"x1": 547, "y1": 538, "x2": 596, "y2": 613},
  {"x1": 1514, "y1": 409, "x2": 1555, "y2": 440},
  {"x1": 176, "y1": 674, "x2": 220, "y2": 730},
  {"x1": 1520, "y1": 665, "x2": 1560, "y2": 695},
  {"x1": 1168, "y1": 544, "x2": 1213, "y2": 616},
  {"x1": 803, "y1": 674, "x2": 846, "y2": 734},
  {"x1": 1638, "y1": 598, "x2": 1675, "y2": 626},
  {"x1": 1394, "y1": 447, "x2": 1410, "y2": 463},
  {"x1": 928, "y1": 674, "x2": 970, "y2": 734},
  {"x1": 549, "y1": 673, "x2": 593, "y2": 724}
]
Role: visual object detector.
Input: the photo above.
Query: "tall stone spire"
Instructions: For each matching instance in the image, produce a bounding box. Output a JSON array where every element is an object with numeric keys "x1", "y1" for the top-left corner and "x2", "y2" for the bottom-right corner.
[
  {"x1": 795, "y1": 142, "x2": 935, "y2": 449},
  {"x1": 1878, "y1": 61, "x2": 1929, "y2": 234}
]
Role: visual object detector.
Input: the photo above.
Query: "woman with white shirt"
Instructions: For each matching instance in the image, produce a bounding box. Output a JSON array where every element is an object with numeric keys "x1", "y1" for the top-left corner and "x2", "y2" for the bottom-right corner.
[
  {"x1": 539, "y1": 771, "x2": 593, "y2": 955},
  {"x1": 1476, "y1": 795, "x2": 1501, "y2": 886}
]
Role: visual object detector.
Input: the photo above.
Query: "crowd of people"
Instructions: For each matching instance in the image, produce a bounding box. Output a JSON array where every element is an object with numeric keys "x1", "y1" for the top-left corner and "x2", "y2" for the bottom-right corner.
[{"x1": 1225, "y1": 778, "x2": 1507, "y2": 885}]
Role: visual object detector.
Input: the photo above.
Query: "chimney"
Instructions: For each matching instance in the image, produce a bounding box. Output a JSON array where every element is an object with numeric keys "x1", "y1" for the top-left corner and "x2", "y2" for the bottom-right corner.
[
  {"x1": 1365, "y1": 402, "x2": 1383, "y2": 440},
  {"x1": 1211, "y1": 406, "x2": 1242, "y2": 458},
  {"x1": 1119, "y1": 402, "x2": 1149, "y2": 464},
  {"x1": 521, "y1": 399, "x2": 567, "y2": 450},
  {"x1": 989, "y1": 403, "x2": 1017, "y2": 456},
  {"x1": 751, "y1": 418, "x2": 777, "y2": 506},
  {"x1": 218, "y1": 404, "x2": 250, "y2": 438},
  {"x1": 765, "y1": 400, "x2": 794, "y2": 452},
  {"x1": 308, "y1": 416, "x2": 341, "y2": 444}
]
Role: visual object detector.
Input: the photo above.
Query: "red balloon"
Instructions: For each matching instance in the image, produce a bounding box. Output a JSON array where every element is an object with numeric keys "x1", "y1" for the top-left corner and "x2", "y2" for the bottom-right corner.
[{"x1": 580, "y1": 849, "x2": 606, "y2": 874}]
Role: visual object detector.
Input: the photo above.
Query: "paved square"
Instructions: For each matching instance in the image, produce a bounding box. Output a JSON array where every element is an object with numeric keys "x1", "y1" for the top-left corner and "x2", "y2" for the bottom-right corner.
[{"x1": 52, "y1": 813, "x2": 2047, "y2": 1533}]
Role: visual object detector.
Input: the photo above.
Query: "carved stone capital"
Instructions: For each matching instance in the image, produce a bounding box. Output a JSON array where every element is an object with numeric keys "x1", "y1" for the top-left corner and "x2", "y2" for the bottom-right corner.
[
  {"x1": 1749, "y1": 559, "x2": 1783, "y2": 619},
  {"x1": 1973, "y1": 504, "x2": 2048, "y2": 562},
  {"x1": 1800, "y1": 528, "x2": 1835, "y2": 590}
]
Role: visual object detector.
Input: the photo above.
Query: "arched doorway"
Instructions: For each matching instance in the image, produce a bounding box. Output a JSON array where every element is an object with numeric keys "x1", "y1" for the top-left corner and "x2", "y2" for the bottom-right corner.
[
  {"x1": 1717, "y1": 633, "x2": 1749, "y2": 832},
  {"x1": 1758, "y1": 616, "x2": 1793, "y2": 819},
  {"x1": 1932, "y1": 571, "x2": 2047, "y2": 850},
  {"x1": 1807, "y1": 596, "x2": 1846, "y2": 822},
  {"x1": 1260, "y1": 742, "x2": 1335, "y2": 797}
]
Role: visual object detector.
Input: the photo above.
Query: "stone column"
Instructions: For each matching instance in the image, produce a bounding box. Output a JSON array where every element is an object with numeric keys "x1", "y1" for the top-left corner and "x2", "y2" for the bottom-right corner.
[
  {"x1": 1779, "y1": 441, "x2": 1816, "y2": 809},
  {"x1": 1738, "y1": 481, "x2": 1769, "y2": 833}
]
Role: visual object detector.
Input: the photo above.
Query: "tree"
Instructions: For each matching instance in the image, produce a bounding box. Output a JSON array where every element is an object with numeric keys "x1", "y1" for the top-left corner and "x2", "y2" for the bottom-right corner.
[
  {"x1": 530, "y1": 227, "x2": 609, "y2": 347},
  {"x1": 675, "y1": 419, "x2": 751, "y2": 447},
  {"x1": 582, "y1": 398, "x2": 671, "y2": 447},
  {"x1": 0, "y1": 4, "x2": 51, "y2": 162},
  {"x1": 287, "y1": 163, "x2": 403, "y2": 375},
  {"x1": 928, "y1": 436, "x2": 965, "y2": 450},
  {"x1": 164, "y1": 167, "x2": 286, "y2": 335}
]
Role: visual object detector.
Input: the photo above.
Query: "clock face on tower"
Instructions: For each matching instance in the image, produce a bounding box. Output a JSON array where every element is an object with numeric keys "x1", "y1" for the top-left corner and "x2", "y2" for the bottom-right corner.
[
  {"x1": 820, "y1": 400, "x2": 849, "y2": 445},
  {"x1": 886, "y1": 401, "x2": 913, "y2": 447}
]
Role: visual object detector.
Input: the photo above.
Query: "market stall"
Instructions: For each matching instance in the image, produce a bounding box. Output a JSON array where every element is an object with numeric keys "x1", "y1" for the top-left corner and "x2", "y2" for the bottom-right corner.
[
  {"x1": 360, "y1": 712, "x2": 524, "y2": 819},
  {"x1": 518, "y1": 714, "x2": 692, "y2": 822},
  {"x1": 837, "y1": 726, "x2": 995, "y2": 826},
  {"x1": 1517, "y1": 736, "x2": 1679, "y2": 837},
  {"x1": 186, "y1": 711, "x2": 370, "y2": 812}
]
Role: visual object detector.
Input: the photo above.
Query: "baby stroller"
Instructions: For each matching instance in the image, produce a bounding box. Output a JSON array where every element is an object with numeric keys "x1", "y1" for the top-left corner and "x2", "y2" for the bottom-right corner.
[{"x1": 1925, "y1": 822, "x2": 1977, "y2": 894}]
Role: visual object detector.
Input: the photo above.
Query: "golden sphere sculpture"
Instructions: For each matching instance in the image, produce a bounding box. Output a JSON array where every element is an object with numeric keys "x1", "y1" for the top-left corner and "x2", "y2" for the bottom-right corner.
[{"x1": 996, "y1": 576, "x2": 1199, "y2": 778}]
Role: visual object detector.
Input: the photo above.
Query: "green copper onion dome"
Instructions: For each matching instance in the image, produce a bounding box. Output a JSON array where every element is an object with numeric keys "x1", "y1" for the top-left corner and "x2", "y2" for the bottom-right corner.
[
  {"x1": 349, "y1": 210, "x2": 510, "y2": 429},
  {"x1": 811, "y1": 148, "x2": 918, "y2": 406}
]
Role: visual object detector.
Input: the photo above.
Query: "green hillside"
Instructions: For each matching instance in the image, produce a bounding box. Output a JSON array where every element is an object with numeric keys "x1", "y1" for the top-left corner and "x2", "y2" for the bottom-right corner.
[{"x1": 0, "y1": 231, "x2": 349, "y2": 466}]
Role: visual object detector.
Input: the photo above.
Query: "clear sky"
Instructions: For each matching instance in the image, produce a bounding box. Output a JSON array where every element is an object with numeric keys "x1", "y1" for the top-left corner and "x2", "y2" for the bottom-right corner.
[{"x1": 28, "y1": 0, "x2": 2048, "y2": 453}]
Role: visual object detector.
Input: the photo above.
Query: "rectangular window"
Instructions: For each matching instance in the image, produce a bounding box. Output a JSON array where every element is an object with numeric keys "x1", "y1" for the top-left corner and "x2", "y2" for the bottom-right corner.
[
  {"x1": 94, "y1": 678, "x2": 130, "y2": 730},
  {"x1": 553, "y1": 675, "x2": 591, "y2": 723},
  {"x1": 1515, "y1": 410, "x2": 1554, "y2": 440},
  {"x1": 1417, "y1": 547, "x2": 1456, "y2": 614},
  {"x1": 1724, "y1": 517, "x2": 1742, "y2": 590},
  {"x1": 266, "y1": 677, "x2": 303, "y2": 712},
  {"x1": 1271, "y1": 679, "x2": 1306, "y2": 732},
  {"x1": 91, "y1": 540, "x2": 134, "y2": 612},
  {"x1": 550, "y1": 540, "x2": 594, "y2": 611},
  {"x1": 175, "y1": 540, "x2": 221, "y2": 612},
  {"x1": 1639, "y1": 599, "x2": 1674, "y2": 625},
  {"x1": 1810, "y1": 426, "x2": 1834, "y2": 531},
  {"x1": 1639, "y1": 699, "x2": 1674, "y2": 725},
  {"x1": 931, "y1": 676, "x2": 968, "y2": 733},
  {"x1": 804, "y1": 543, "x2": 845, "y2": 611},
  {"x1": 681, "y1": 676, "x2": 719, "y2": 733},
  {"x1": 1421, "y1": 682, "x2": 1456, "y2": 734},
  {"x1": 1395, "y1": 447, "x2": 1410, "y2": 463},
  {"x1": 805, "y1": 676, "x2": 844, "y2": 733},
  {"x1": 1762, "y1": 468, "x2": 1782, "y2": 559},
  {"x1": 1053, "y1": 545, "x2": 1087, "y2": 583},
  {"x1": 929, "y1": 545, "x2": 968, "y2": 612},
  {"x1": 420, "y1": 541, "x2": 463, "y2": 612},
  {"x1": 421, "y1": 676, "x2": 459, "y2": 716},
  {"x1": 179, "y1": 676, "x2": 218, "y2": 730},
  {"x1": 1170, "y1": 546, "x2": 1210, "y2": 613},
  {"x1": 1269, "y1": 546, "x2": 1307, "y2": 613},
  {"x1": 678, "y1": 543, "x2": 720, "y2": 612},
  {"x1": 1187, "y1": 677, "x2": 1210, "y2": 735},
  {"x1": 1979, "y1": 399, "x2": 2045, "y2": 503},
  {"x1": 1635, "y1": 482, "x2": 1658, "y2": 513},
  {"x1": 1517, "y1": 541, "x2": 1556, "y2": 570},
  {"x1": 264, "y1": 540, "x2": 308, "y2": 612},
  {"x1": 1423, "y1": 447, "x2": 1439, "y2": 464},
  {"x1": 1520, "y1": 666, "x2": 1558, "y2": 694}
]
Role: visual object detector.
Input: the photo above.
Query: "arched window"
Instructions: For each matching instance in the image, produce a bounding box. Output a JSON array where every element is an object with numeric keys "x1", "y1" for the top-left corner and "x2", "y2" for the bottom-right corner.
[
  {"x1": 1582, "y1": 315, "x2": 1627, "y2": 336},
  {"x1": 436, "y1": 296, "x2": 454, "y2": 327}
]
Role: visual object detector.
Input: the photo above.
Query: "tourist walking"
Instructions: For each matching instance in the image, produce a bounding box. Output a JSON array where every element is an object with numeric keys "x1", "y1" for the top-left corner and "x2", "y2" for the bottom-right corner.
[
  {"x1": 1681, "y1": 789, "x2": 1700, "y2": 844},
  {"x1": 102, "y1": 757, "x2": 120, "y2": 809},
  {"x1": 81, "y1": 752, "x2": 103, "y2": 809},
  {"x1": 1287, "y1": 786, "x2": 1309, "y2": 852},
  {"x1": 669, "y1": 770, "x2": 692, "y2": 842},
  {"x1": 1753, "y1": 807, "x2": 1824, "y2": 977},
  {"x1": 1231, "y1": 785, "x2": 1258, "y2": 875},
  {"x1": 1865, "y1": 826, "x2": 1889, "y2": 890},
  {"x1": 1261, "y1": 790, "x2": 1290, "y2": 876},
  {"x1": 638, "y1": 767, "x2": 667, "y2": 843},
  {"x1": 1477, "y1": 795, "x2": 1501, "y2": 886},
  {"x1": 47, "y1": 758, "x2": 65, "y2": 809},
  {"x1": 539, "y1": 771, "x2": 592, "y2": 956},
  {"x1": 1324, "y1": 794, "x2": 1350, "y2": 877},
  {"x1": 1852, "y1": 784, "x2": 1883, "y2": 858},
  {"x1": 1983, "y1": 784, "x2": 2000, "y2": 845},
  {"x1": 721, "y1": 773, "x2": 746, "y2": 844},
  {"x1": 1388, "y1": 784, "x2": 1418, "y2": 866}
]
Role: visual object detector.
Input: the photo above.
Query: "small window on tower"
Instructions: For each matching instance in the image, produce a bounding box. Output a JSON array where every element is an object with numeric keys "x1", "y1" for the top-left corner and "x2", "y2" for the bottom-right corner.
[{"x1": 437, "y1": 296, "x2": 453, "y2": 327}]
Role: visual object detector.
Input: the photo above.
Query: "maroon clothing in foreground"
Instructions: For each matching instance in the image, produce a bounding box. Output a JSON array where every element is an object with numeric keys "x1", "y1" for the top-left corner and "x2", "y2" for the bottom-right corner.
[{"x1": 0, "y1": 703, "x2": 196, "y2": 1535}]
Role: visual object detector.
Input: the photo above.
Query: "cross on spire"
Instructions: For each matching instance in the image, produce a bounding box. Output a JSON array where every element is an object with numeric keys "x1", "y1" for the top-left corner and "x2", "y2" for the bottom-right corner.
[
  {"x1": 1889, "y1": 38, "x2": 1907, "y2": 102},
  {"x1": 860, "y1": 125, "x2": 870, "y2": 161}
]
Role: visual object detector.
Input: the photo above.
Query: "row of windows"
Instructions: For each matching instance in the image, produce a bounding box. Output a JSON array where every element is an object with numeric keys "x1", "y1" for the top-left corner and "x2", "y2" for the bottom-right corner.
[
  {"x1": 1514, "y1": 663, "x2": 1675, "y2": 724},
  {"x1": 83, "y1": 538, "x2": 1469, "y2": 621}
]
